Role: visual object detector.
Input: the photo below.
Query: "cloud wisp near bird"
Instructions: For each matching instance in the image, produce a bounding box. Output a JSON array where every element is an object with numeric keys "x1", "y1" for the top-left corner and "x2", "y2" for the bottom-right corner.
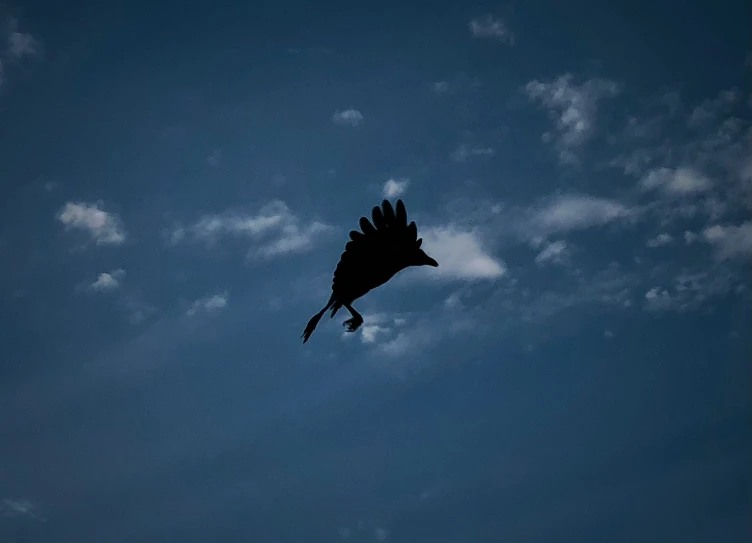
[{"x1": 302, "y1": 199, "x2": 439, "y2": 343}]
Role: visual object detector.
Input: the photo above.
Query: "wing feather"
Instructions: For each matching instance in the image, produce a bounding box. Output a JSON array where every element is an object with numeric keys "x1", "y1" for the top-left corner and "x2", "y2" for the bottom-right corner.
[
  {"x1": 407, "y1": 221, "x2": 417, "y2": 241},
  {"x1": 359, "y1": 216, "x2": 376, "y2": 235},
  {"x1": 372, "y1": 206, "x2": 386, "y2": 230},
  {"x1": 395, "y1": 199, "x2": 407, "y2": 227},
  {"x1": 381, "y1": 200, "x2": 396, "y2": 226}
]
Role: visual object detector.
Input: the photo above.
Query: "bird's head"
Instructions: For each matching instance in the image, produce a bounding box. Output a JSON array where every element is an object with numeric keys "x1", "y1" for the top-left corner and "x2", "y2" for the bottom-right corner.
[{"x1": 410, "y1": 239, "x2": 439, "y2": 268}]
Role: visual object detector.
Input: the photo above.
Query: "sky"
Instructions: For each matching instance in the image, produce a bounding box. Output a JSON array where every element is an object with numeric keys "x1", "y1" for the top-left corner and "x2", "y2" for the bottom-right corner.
[{"x1": 1, "y1": 0, "x2": 751, "y2": 541}]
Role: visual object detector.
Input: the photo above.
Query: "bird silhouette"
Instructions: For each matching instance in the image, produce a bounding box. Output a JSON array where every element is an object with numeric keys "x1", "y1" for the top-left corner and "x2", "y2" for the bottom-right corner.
[{"x1": 302, "y1": 199, "x2": 439, "y2": 343}]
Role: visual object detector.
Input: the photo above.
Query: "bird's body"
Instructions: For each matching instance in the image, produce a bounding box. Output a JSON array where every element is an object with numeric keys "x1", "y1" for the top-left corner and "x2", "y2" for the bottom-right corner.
[{"x1": 302, "y1": 199, "x2": 438, "y2": 343}]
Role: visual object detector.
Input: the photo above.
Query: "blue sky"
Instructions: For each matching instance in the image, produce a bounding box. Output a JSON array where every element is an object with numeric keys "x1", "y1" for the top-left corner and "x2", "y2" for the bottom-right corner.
[{"x1": 1, "y1": 1, "x2": 751, "y2": 541}]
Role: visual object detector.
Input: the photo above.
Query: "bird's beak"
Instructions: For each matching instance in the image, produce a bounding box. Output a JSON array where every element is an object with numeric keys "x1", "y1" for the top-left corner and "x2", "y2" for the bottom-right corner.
[{"x1": 426, "y1": 256, "x2": 439, "y2": 267}]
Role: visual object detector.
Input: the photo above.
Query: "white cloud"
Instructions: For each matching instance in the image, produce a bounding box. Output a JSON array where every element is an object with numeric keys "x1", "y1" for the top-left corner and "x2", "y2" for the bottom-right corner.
[
  {"x1": 644, "y1": 287, "x2": 678, "y2": 311},
  {"x1": 332, "y1": 108, "x2": 364, "y2": 127},
  {"x1": 450, "y1": 143, "x2": 495, "y2": 163},
  {"x1": 187, "y1": 292, "x2": 228, "y2": 317},
  {"x1": 174, "y1": 200, "x2": 330, "y2": 259},
  {"x1": 702, "y1": 222, "x2": 752, "y2": 259},
  {"x1": 525, "y1": 74, "x2": 620, "y2": 163},
  {"x1": 529, "y1": 194, "x2": 632, "y2": 236},
  {"x1": 382, "y1": 178, "x2": 409, "y2": 198},
  {"x1": 469, "y1": 15, "x2": 514, "y2": 44},
  {"x1": 535, "y1": 240, "x2": 569, "y2": 265},
  {"x1": 684, "y1": 231, "x2": 698, "y2": 244},
  {"x1": 646, "y1": 233, "x2": 673, "y2": 248},
  {"x1": 1, "y1": 498, "x2": 39, "y2": 520},
  {"x1": 431, "y1": 80, "x2": 449, "y2": 95},
  {"x1": 640, "y1": 167, "x2": 712, "y2": 195},
  {"x1": 254, "y1": 221, "x2": 330, "y2": 259},
  {"x1": 419, "y1": 225, "x2": 506, "y2": 280},
  {"x1": 57, "y1": 201, "x2": 127, "y2": 245},
  {"x1": 89, "y1": 269, "x2": 125, "y2": 292}
]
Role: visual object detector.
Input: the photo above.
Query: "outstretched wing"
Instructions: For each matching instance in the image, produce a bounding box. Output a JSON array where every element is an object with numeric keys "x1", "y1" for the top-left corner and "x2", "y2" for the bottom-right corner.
[{"x1": 332, "y1": 199, "x2": 419, "y2": 297}]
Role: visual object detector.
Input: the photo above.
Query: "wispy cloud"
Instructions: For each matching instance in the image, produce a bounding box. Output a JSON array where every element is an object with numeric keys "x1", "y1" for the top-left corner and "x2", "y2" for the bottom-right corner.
[
  {"x1": 431, "y1": 80, "x2": 450, "y2": 95},
  {"x1": 534, "y1": 240, "x2": 569, "y2": 265},
  {"x1": 253, "y1": 221, "x2": 331, "y2": 259},
  {"x1": 702, "y1": 222, "x2": 752, "y2": 260},
  {"x1": 469, "y1": 15, "x2": 514, "y2": 44},
  {"x1": 450, "y1": 143, "x2": 495, "y2": 163},
  {"x1": 382, "y1": 178, "x2": 409, "y2": 198},
  {"x1": 687, "y1": 88, "x2": 739, "y2": 126},
  {"x1": 525, "y1": 74, "x2": 620, "y2": 163},
  {"x1": 527, "y1": 194, "x2": 633, "y2": 237},
  {"x1": 643, "y1": 271, "x2": 736, "y2": 312},
  {"x1": 332, "y1": 108, "x2": 364, "y2": 127},
  {"x1": 429, "y1": 74, "x2": 483, "y2": 96},
  {"x1": 4, "y1": 17, "x2": 40, "y2": 60},
  {"x1": 57, "y1": 201, "x2": 127, "y2": 246},
  {"x1": 171, "y1": 200, "x2": 331, "y2": 260},
  {"x1": 640, "y1": 167, "x2": 712, "y2": 195},
  {"x1": 1, "y1": 498, "x2": 41, "y2": 520},
  {"x1": 89, "y1": 269, "x2": 125, "y2": 292},
  {"x1": 646, "y1": 233, "x2": 674, "y2": 248},
  {"x1": 186, "y1": 292, "x2": 228, "y2": 317},
  {"x1": 206, "y1": 148, "x2": 222, "y2": 167}
]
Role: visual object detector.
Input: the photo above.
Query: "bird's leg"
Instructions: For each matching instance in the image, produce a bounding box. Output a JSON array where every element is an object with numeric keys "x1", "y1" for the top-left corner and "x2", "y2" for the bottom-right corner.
[{"x1": 342, "y1": 303, "x2": 364, "y2": 333}]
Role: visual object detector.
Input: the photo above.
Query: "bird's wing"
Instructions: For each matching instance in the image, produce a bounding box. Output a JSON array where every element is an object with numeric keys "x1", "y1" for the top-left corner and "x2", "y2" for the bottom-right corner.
[{"x1": 332, "y1": 199, "x2": 420, "y2": 291}]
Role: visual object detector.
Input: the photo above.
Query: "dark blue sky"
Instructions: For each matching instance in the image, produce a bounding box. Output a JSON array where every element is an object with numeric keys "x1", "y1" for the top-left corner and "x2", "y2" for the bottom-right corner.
[{"x1": 1, "y1": 1, "x2": 751, "y2": 542}]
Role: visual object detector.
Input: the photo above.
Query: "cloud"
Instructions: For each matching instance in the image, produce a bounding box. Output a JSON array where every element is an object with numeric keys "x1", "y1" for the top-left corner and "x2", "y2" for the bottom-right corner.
[
  {"x1": 525, "y1": 74, "x2": 620, "y2": 163},
  {"x1": 684, "y1": 231, "x2": 698, "y2": 244},
  {"x1": 702, "y1": 222, "x2": 752, "y2": 260},
  {"x1": 254, "y1": 221, "x2": 331, "y2": 259},
  {"x1": 332, "y1": 108, "x2": 364, "y2": 127},
  {"x1": 640, "y1": 167, "x2": 712, "y2": 195},
  {"x1": 419, "y1": 225, "x2": 506, "y2": 280},
  {"x1": 450, "y1": 143, "x2": 495, "y2": 163},
  {"x1": 643, "y1": 271, "x2": 737, "y2": 312},
  {"x1": 89, "y1": 269, "x2": 125, "y2": 292},
  {"x1": 429, "y1": 74, "x2": 483, "y2": 97},
  {"x1": 431, "y1": 80, "x2": 450, "y2": 95},
  {"x1": 382, "y1": 178, "x2": 409, "y2": 198},
  {"x1": 469, "y1": 15, "x2": 514, "y2": 44},
  {"x1": 1, "y1": 498, "x2": 40, "y2": 520},
  {"x1": 122, "y1": 295, "x2": 157, "y2": 325},
  {"x1": 535, "y1": 240, "x2": 569, "y2": 265},
  {"x1": 646, "y1": 233, "x2": 673, "y2": 248},
  {"x1": 57, "y1": 201, "x2": 127, "y2": 245},
  {"x1": 354, "y1": 313, "x2": 407, "y2": 345},
  {"x1": 186, "y1": 292, "x2": 228, "y2": 317},
  {"x1": 8, "y1": 30, "x2": 39, "y2": 59},
  {"x1": 336, "y1": 521, "x2": 390, "y2": 542},
  {"x1": 528, "y1": 194, "x2": 632, "y2": 237},
  {"x1": 206, "y1": 148, "x2": 222, "y2": 167},
  {"x1": 173, "y1": 200, "x2": 331, "y2": 259},
  {"x1": 687, "y1": 88, "x2": 739, "y2": 126},
  {"x1": 644, "y1": 286, "x2": 673, "y2": 311}
]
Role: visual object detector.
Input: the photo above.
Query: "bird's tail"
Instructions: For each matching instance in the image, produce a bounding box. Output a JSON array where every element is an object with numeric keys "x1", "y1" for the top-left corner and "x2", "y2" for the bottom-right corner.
[{"x1": 302, "y1": 294, "x2": 336, "y2": 344}]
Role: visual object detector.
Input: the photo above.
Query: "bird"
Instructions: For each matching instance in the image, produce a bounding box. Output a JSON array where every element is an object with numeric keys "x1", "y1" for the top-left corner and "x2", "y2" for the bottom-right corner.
[{"x1": 302, "y1": 198, "x2": 439, "y2": 343}]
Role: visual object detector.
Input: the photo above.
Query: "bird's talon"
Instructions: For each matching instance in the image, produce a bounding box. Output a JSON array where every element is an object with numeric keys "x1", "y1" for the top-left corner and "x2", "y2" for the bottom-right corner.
[{"x1": 343, "y1": 318, "x2": 362, "y2": 332}]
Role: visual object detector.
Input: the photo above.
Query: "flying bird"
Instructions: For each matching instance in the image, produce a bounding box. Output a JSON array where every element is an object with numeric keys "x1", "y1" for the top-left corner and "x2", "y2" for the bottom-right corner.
[{"x1": 302, "y1": 199, "x2": 439, "y2": 343}]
